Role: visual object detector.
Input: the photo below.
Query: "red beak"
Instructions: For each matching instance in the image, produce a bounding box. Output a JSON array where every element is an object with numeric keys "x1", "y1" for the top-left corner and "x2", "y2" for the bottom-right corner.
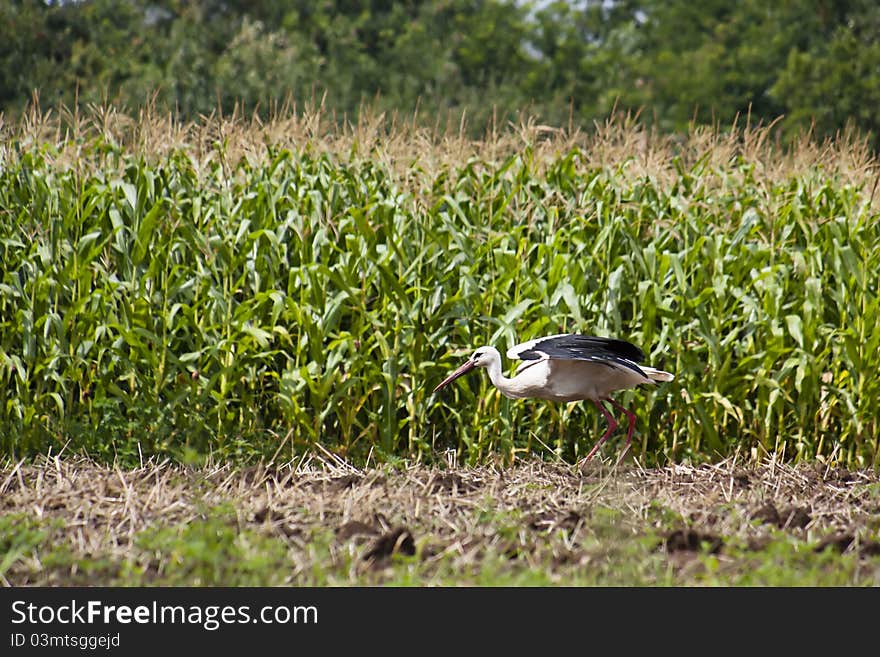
[{"x1": 433, "y1": 359, "x2": 477, "y2": 393}]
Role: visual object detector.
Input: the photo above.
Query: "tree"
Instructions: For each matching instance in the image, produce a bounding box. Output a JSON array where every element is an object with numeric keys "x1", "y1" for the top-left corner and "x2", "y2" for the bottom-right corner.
[{"x1": 2, "y1": 0, "x2": 879, "y2": 146}]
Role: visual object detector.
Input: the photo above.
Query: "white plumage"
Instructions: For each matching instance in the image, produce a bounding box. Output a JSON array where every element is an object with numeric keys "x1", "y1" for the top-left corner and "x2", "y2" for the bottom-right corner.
[{"x1": 433, "y1": 333, "x2": 674, "y2": 462}]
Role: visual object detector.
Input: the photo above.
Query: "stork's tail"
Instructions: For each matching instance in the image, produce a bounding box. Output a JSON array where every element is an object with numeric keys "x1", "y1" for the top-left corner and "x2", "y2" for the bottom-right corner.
[{"x1": 641, "y1": 366, "x2": 674, "y2": 383}]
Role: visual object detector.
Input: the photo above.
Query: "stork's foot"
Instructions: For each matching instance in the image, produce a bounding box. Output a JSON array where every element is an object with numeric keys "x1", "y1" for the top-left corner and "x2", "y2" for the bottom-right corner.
[
  {"x1": 614, "y1": 442, "x2": 632, "y2": 466},
  {"x1": 577, "y1": 438, "x2": 632, "y2": 473}
]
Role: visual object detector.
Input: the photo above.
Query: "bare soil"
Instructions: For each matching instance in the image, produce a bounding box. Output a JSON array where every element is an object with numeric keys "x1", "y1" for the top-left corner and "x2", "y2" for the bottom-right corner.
[{"x1": 2, "y1": 454, "x2": 879, "y2": 585}]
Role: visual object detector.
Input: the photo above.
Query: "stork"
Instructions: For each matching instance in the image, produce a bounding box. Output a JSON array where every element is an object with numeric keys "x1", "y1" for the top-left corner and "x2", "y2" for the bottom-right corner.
[{"x1": 432, "y1": 333, "x2": 674, "y2": 462}]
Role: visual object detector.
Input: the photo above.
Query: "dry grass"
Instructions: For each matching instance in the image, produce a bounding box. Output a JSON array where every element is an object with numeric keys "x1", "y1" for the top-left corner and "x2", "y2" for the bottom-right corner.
[
  {"x1": 3, "y1": 454, "x2": 878, "y2": 585},
  {"x1": 3, "y1": 101, "x2": 878, "y2": 208}
]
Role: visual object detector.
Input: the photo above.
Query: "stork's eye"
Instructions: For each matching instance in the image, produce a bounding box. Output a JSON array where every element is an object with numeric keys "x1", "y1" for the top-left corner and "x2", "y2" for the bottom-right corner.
[{"x1": 473, "y1": 351, "x2": 483, "y2": 360}]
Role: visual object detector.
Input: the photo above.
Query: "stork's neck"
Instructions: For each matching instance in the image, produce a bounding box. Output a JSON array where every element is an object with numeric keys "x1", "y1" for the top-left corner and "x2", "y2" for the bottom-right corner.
[{"x1": 484, "y1": 355, "x2": 518, "y2": 398}]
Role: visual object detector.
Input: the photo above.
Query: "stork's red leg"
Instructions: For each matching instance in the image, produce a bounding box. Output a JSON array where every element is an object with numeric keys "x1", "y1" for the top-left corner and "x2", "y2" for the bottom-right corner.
[
  {"x1": 607, "y1": 398, "x2": 637, "y2": 461},
  {"x1": 584, "y1": 399, "x2": 618, "y2": 461}
]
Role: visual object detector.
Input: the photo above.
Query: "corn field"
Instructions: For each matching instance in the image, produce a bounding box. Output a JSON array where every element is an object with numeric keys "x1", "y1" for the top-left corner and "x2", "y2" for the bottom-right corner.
[{"x1": 1, "y1": 107, "x2": 878, "y2": 466}]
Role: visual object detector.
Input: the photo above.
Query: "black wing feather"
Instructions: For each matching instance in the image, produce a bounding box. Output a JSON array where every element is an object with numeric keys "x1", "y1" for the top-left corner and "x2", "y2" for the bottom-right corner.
[
  {"x1": 518, "y1": 334, "x2": 645, "y2": 363},
  {"x1": 513, "y1": 334, "x2": 646, "y2": 377}
]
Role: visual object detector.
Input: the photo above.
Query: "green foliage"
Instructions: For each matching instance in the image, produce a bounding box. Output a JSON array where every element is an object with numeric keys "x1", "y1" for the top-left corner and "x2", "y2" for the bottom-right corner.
[
  {"x1": 627, "y1": 0, "x2": 880, "y2": 143},
  {"x1": 0, "y1": 513, "x2": 54, "y2": 580},
  {"x1": 130, "y1": 505, "x2": 291, "y2": 585},
  {"x1": 1, "y1": 116, "x2": 878, "y2": 467},
  {"x1": 3, "y1": 1, "x2": 880, "y2": 144}
]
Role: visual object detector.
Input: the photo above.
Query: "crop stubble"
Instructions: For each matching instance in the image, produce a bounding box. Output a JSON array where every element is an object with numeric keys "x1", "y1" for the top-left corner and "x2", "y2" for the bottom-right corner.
[{"x1": 2, "y1": 454, "x2": 878, "y2": 585}]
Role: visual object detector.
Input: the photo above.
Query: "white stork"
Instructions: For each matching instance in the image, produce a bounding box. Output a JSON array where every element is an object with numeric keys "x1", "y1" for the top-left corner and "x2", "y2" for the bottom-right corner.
[{"x1": 432, "y1": 333, "x2": 674, "y2": 462}]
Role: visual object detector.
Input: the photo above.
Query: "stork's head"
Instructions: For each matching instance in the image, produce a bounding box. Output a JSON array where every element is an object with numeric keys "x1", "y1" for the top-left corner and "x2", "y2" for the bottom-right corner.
[
  {"x1": 433, "y1": 346, "x2": 500, "y2": 392},
  {"x1": 469, "y1": 347, "x2": 501, "y2": 369}
]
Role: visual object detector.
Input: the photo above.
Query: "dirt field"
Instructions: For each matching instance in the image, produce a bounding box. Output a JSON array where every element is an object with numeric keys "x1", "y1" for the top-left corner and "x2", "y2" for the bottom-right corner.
[{"x1": 2, "y1": 454, "x2": 879, "y2": 586}]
